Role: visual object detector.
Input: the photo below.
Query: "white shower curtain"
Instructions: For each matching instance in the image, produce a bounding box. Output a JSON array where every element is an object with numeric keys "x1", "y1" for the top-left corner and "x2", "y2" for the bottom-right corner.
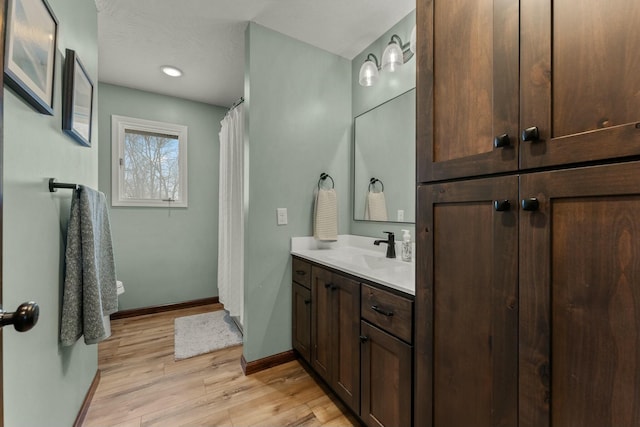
[{"x1": 218, "y1": 104, "x2": 244, "y2": 326}]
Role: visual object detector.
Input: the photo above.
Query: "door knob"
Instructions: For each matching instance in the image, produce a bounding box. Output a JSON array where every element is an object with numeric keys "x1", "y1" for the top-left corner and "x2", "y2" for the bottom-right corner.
[
  {"x1": 493, "y1": 133, "x2": 511, "y2": 148},
  {"x1": 522, "y1": 126, "x2": 540, "y2": 142},
  {"x1": 521, "y1": 198, "x2": 540, "y2": 211},
  {"x1": 0, "y1": 301, "x2": 39, "y2": 332}
]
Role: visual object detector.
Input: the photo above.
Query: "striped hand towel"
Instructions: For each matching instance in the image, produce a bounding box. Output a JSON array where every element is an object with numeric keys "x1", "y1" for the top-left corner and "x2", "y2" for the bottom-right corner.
[
  {"x1": 365, "y1": 191, "x2": 388, "y2": 221},
  {"x1": 314, "y1": 188, "x2": 338, "y2": 241}
]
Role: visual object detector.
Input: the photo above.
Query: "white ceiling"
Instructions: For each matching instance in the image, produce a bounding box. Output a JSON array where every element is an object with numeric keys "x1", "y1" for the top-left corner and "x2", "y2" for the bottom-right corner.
[{"x1": 96, "y1": 0, "x2": 415, "y2": 107}]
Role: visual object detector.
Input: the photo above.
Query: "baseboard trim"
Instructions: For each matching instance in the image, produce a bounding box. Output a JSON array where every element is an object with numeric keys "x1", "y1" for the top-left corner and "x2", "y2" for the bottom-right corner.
[
  {"x1": 241, "y1": 350, "x2": 296, "y2": 376},
  {"x1": 73, "y1": 369, "x2": 100, "y2": 427},
  {"x1": 111, "y1": 297, "x2": 220, "y2": 320}
]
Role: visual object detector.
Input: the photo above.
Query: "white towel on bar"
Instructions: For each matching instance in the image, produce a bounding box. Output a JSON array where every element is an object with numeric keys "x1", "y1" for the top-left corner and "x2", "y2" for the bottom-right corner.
[
  {"x1": 365, "y1": 191, "x2": 388, "y2": 221},
  {"x1": 314, "y1": 188, "x2": 338, "y2": 241}
]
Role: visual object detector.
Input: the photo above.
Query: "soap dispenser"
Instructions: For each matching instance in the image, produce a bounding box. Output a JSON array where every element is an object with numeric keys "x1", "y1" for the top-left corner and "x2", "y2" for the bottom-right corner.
[{"x1": 401, "y1": 229, "x2": 412, "y2": 262}]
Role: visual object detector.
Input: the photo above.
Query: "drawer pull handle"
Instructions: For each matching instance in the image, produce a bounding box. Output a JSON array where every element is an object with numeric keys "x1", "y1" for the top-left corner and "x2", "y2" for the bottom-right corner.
[
  {"x1": 295, "y1": 270, "x2": 306, "y2": 276},
  {"x1": 359, "y1": 335, "x2": 369, "y2": 343},
  {"x1": 371, "y1": 305, "x2": 394, "y2": 316}
]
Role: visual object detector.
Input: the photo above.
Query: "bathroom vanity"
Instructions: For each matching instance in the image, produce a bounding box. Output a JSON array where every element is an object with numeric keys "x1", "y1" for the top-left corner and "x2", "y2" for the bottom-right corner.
[{"x1": 291, "y1": 236, "x2": 414, "y2": 427}]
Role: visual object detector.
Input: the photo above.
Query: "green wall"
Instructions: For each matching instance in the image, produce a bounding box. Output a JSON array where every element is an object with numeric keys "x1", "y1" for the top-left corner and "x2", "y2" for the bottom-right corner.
[
  {"x1": 3, "y1": 0, "x2": 99, "y2": 425},
  {"x1": 243, "y1": 23, "x2": 351, "y2": 362},
  {"x1": 98, "y1": 83, "x2": 226, "y2": 310},
  {"x1": 350, "y1": 10, "x2": 416, "y2": 239}
]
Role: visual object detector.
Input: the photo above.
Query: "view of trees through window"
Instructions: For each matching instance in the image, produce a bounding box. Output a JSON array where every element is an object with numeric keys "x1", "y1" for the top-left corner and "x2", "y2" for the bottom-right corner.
[{"x1": 123, "y1": 129, "x2": 181, "y2": 201}]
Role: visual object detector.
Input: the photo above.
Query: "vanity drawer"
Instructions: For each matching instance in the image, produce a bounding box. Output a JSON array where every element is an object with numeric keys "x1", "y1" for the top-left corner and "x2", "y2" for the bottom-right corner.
[
  {"x1": 292, "y1": 258, "x2": 311, "y2": 289},
  {"x1": 361, "y1": 284, "x2": 413, "y2": 343}
]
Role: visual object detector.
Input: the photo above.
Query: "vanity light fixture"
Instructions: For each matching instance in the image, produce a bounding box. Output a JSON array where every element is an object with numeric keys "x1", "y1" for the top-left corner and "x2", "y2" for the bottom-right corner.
[
  {"x1": 358, "y1": 28, "x2": 415, "y2": 87},
  {"x1": 161, "y1": 65, "x2": 183, "y2": 77},
  {"x1": 358, "y1": 54, "x2": 380, "y2": 87}
]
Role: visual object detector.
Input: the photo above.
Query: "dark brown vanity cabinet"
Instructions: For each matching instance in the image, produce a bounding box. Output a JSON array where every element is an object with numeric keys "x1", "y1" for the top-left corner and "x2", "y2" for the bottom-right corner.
[
  {"x1": 417, "y1": 0, "x2": 640, "y2": 182},
  {"x1": 360, "y1": 284, "x2": 413, "y2": 427},
  {"x1": 292, "y1": 258, "x2": 415, "y2": 426},
  {"x1": 292, "y1": 258, "x2": 312, "y2": 363},
  {"x1": 311, "y1": 265, "x2": 360, "y2": 414}
]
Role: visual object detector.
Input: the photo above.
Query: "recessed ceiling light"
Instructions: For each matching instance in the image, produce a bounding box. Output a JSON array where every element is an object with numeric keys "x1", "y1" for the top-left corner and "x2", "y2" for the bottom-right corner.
[{"x1": 161, "y1": 66, "x2": 183, "y2": 77}]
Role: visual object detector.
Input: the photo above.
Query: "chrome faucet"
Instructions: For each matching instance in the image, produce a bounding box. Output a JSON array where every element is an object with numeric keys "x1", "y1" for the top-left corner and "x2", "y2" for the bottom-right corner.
[{"x1": 374, "y1": 231, "x2": 396, "y2": 258}]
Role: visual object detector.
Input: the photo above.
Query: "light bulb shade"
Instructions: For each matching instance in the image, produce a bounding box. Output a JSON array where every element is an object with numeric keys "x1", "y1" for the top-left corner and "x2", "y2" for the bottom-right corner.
[
  {"x1": 410, "y1": 26, "x2": 417, "y2": 54},
  {"x1": 359, "y1": 59, "x2": 379, "y2": 86},
  {"x1": 381, "y1": 41, "x2": 403, "y2": 72}
]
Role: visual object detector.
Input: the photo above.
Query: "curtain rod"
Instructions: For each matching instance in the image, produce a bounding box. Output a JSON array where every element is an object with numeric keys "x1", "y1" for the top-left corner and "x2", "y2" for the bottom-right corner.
[{"x1": 229, "y1": 96, "x2": 244, "y2": 111}]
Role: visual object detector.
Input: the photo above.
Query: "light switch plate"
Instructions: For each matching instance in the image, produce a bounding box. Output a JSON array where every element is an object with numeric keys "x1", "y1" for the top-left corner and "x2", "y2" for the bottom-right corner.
[
  {"x1": 277, "y1": 208, "x2": 288, "y2": 225},
  {"x1": 397, "y1": 210, "x2": 405, "y2": 221}
]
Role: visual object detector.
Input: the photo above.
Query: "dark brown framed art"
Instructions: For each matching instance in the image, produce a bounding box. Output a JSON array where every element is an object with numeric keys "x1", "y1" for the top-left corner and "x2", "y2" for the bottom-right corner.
[
  {"x1": 62, "y1": 49, "x2": 93, "y2": 146},
  {"x1": 4, "y1": 0, "x2": 57, "y2": 115}
]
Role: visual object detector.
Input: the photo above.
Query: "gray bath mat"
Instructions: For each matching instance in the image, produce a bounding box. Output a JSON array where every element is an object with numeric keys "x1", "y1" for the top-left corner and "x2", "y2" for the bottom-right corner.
[{"x1": 174, "y1": 310, "x2": 243, "y2": 360}]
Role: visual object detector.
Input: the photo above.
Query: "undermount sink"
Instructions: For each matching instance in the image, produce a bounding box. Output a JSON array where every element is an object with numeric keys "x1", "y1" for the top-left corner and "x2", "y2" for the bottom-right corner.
[
  {"x1": 291, "y1": 235, "x2": 415, "y2": 295},
  {"x1": 326, "y1": 252, "x2": 407, "y2": 271}
]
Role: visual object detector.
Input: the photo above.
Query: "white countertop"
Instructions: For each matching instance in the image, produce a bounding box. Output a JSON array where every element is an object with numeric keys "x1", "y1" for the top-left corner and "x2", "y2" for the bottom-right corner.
[{"x1": 291, "y1": 235, "x2": 415, "y2": 296}]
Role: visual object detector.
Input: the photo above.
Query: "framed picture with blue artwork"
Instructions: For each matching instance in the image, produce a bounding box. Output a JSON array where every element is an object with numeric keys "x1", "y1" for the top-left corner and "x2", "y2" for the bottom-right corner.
[
  {"x1": 4, "y1": 0, "x2": 58, "y2": 115},
  {"x1": 62, "y1": 49, "x2": 94, "y2": 146}
]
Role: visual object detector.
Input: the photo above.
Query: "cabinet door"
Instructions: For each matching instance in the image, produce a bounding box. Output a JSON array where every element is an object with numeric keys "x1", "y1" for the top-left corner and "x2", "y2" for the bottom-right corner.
[
  {"x1": 519, "y1": 162, "x2": 640, "y2": 427},
  {"x1": 415, "y1": 176, "x2": 519, "y2": 427},
  {"x1": 520, "y1": 0, "x2": 640, "y2": 169},
  {"x1": 331, "y1": 273, "x2": 361, "y2": 414},
  {"x1": 311, "y1": 266, "x2": 333, "y2": 382},
  {"x1": 417, "y1": 0, "x2": 520, "y2": 182},
  {"x1": 292, "y1": 282, "x2": 311, "y2": 363},
  {"x1": 360, "y1": 321, "x2": 412, "y2": 427}
]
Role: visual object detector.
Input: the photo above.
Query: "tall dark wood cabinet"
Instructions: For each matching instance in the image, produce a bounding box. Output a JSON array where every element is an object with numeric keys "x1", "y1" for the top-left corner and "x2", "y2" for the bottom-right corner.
[
  {"x1": 311, "y1": 266, "x2": 360, "y2": 413},
  {"x1": 416, "y1": 0, "x2": 640, "y2": 426},
  {"x1": 519, "y1": 162, "x2": 640, "y2": 427},
  {"x1": 416, "y1": 176, "x2": 519, "y2": 427}
]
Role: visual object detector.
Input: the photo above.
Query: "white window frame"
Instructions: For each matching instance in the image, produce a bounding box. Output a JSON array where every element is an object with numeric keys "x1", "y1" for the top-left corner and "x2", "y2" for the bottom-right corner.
[{"x1": 111, "y1": 115, "x2": 188, "y2": 207}]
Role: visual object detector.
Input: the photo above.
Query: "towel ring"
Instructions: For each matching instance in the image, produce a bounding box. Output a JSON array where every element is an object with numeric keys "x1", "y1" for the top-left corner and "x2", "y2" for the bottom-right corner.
[
  {"x1": 318, "y1": 173, "x2": 335, "y2": 189},
  {"x1": 369, "y1": 177, "x2": 384, "y2": 192}
]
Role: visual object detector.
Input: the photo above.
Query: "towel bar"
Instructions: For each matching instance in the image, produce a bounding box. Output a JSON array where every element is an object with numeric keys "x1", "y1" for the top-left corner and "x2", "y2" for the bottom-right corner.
[
  {"x1": 49, "y1": 178, "x2": 79, "y2": 192},
  {"x1": 318, "y1": 173, "x2": 335, "y2": 189}
]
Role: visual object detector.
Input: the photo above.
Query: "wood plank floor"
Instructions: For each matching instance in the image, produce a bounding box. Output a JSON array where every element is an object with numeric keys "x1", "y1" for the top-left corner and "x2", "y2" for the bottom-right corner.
[{"x1": 83, "y1": 304, "x2": 359, "y2": 426}]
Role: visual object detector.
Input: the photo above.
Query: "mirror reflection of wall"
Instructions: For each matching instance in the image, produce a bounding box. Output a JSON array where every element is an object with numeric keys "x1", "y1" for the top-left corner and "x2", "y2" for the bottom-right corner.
[{"x1": 354, "y1": 88, "x2": 415, "y2": 223}]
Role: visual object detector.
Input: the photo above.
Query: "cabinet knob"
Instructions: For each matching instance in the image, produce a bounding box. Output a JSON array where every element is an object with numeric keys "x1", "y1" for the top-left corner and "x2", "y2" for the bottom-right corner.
[
  {"x1": 521, "y1": 198, "x2": 540, "y2": 211},
  {"x1": 359, "y1": 335, "x2": 369, "y2": 343},
  {"x1": 304, "y1": 299, "x2": 311, "y2": 305},
  {"x1": 522, "y1": 126, "x2": 540, "y2": 142},
  {"x1": 493, "y1": 200, "x2": 511, "y2": 212},
  {"x1": 493, "y1": 133, "x2": 511, "y2": 148},
  {"x1": 324, "y1": 283, "x2": 337, "y2": 290}
]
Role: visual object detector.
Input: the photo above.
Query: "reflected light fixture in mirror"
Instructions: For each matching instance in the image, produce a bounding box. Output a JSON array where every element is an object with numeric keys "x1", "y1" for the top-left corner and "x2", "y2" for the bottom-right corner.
[
  {"x1": 359, "y1": 25, "x2": 416, "y2": 87},
  {"x1": 161, "y1": 65, "x2": 183, "y2": 77},
  {"x1": 410, "y1": 25, "x2": 416, "y2": 54},
  {"x1": 358, "y1": 54, "x2": 380, "y2": 87}
]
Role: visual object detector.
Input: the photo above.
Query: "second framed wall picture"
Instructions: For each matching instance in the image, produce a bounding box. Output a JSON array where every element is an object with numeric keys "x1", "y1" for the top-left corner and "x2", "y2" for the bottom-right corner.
[
  {"x1": 62, "y1": 49, "x2": 94, "y2": 146},
  {"x1": 4, "y1": 0, "x2": 58, "y2": 115}
]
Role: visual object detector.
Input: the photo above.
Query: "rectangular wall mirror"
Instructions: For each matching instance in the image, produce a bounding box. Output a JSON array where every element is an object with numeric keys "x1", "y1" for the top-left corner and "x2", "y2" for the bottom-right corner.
[{"x1": 354, "y1": 88, "x2": 415, "y2": 223}]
